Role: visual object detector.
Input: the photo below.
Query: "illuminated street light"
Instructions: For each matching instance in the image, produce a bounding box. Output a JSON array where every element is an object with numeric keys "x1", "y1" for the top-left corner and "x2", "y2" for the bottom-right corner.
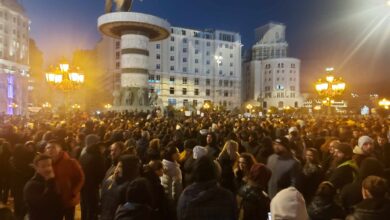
[
  {"x1": 45, "y1": 61, "x2": 84, "y2": 92},
  {"x1": 315, "y1": 68, "x2": 346, "y2": 113},
  {"x1": 71, "y1": 104, "x2": 81, "y2": 110},
  {"x1": 104, "y1": 104, "x2": 112, "y2": 110},
  {"x1": 379, "y1": 98, "x2": 390, "y2": 109},
  {"x1": 203, "y1": 102, "x2": 210, "y2": 110},
  {"x1": 246, "y1": 104, "x2": 253, "y2": 112},
  {"x1": 42, "y1": 102, "x2": 52, "y2": 108}
]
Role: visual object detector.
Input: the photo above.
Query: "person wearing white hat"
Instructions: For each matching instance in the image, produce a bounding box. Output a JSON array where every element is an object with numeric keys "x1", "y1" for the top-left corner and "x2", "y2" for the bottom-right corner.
[
  {"x1": 353, "y1": 136, "x2": 375, "y2": 166},
  {"x1": 270, "y1": 187, "x2": 309, "y2": 220}
]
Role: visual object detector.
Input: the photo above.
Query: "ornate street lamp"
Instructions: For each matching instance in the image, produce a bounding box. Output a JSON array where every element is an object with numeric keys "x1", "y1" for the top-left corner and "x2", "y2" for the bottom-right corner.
[
  {"x1": 379, "y1": 98, "x2": 390, "y2": 110},
  {"x1": 45, "y1": 61, "x2": 84, "y2": 113},
  {"x1": 246, "y1": 104, "x2": 253, "y2": 113},
  {"x1": 315, "y1": 68, "x2": 346, "y2": 108},
  {"x1": 104, "y1": 104, "x2": 113, "y2": 110}
]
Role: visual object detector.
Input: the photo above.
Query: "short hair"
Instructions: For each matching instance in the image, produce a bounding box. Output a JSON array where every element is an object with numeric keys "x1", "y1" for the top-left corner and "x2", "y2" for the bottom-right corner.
[
  {"x1": 33, "y1": 154, "x2": 52, "y2": 165},
  {"x1": 161, "y1": 145, "x2": 178, "y2": 161},
  {"x1": 362, "y1": 175, "x2": 388, "y2": 198},
  {"x1": 46, "y1": 139, "x2": 62, "y2": 147},
  {"x1": 192, "y1": 156, "x2": 217, "y2": 182}
]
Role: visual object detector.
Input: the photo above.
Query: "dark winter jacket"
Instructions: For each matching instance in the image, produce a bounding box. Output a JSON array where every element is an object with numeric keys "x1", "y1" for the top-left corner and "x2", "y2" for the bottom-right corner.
[
  {"x1": 23, "y1": 174, "x2": 62, "y2": 220},
  {"x1": 217, "y1": 155, "x2": 237, "y2": 193},
  {"x1": 79, "y1": 144, "x2": 106, "y2": 191},
  {"x1": 115, "y1": 202, "x2": 153, "y2": 220},
  {"x1": 238, "y1": 184, "x2": 270, "y2": 220},
  {"x1": 346, "y1": 198, "x2": 390, "y2": 220},
  {"x1": 177, "y1": 180, "x2": 237, "y2": 220},
  {"x1": 100, "y1": 177, "x2": 130, "y2": 220},
  {"x1": 307, "y1": 196, "x2": 345, "y2": 220}
]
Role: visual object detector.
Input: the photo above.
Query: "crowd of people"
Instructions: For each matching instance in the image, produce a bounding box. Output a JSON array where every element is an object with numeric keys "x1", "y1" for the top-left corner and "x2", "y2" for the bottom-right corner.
[{"x1": 0, "y1": 110, "x2": 390, "y2": 220}]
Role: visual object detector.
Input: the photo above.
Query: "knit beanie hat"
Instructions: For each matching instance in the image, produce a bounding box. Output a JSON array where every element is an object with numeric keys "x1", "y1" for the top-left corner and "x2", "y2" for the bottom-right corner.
[
  {"x1": 334, "y1": 143, "x2": 353, "y2": 157},
  {"x1": 353, "y1": 136, "x2": 374, "y2": 155},
  {"x1": 193, "y1": 146, "x2": 208, "y2": 159},
  {"x1": 270, "y1": 187, "x2": 309, "y2": 220},
  {"x1": 248, "y1": 163, "x2": 272, "y2": 188}
]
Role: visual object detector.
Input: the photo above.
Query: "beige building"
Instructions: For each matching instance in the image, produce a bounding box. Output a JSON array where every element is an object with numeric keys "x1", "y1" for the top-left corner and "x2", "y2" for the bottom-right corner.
[
  {"x1": 97, "y1": 27, "x2": 242, "y2": 109},
  {"x1": 0, "y1": 0, "x2": 30, "y2": 114}
]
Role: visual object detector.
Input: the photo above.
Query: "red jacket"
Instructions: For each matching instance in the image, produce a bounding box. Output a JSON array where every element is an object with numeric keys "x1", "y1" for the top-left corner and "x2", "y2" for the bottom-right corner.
[{"x1": 52, "y1": 151, "x2": 85, "y2": 208}]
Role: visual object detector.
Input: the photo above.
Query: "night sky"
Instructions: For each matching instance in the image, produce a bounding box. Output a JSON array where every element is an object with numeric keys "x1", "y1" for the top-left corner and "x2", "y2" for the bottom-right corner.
[{"x1": 21, "y1": 0, "x2": 390, "y2": 95}]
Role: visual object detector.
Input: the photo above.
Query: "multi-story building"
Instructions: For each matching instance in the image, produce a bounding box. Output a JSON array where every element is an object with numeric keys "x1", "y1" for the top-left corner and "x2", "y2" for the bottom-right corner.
[
  {"x1": 97, "y1": 27, "x2": 242, "y2": 109},
  {"x1": 243, "y1": 23, "x2": 303, "y2": 109},
  {"x1": 0, "y1": 0, "x2": 30, "y2": 114}
]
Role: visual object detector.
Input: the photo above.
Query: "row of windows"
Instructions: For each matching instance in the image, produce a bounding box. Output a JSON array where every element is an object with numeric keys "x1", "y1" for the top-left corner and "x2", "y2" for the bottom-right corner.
[
  {"x1": 264, "y1": 92, "x2": 296, "y2": 98},
  {"x1": 0, "y1": 10, "x2": 28, "y2": 28},
  {"x1": 265, "y1": 86, "x2": 295, "y2": 91},
  {"x1": 167, "y1": 98, "x2": 234, "y2": 107},
  {"x1": 157, "y1": 41, "x2": 235, "y2": 50},
  {"x1": 265, "y1": 63, "x2": 296, "y2": 69},
  {"x1": 169, "y1": 87, "x2": 234, "y2": 97},
  {"x1": 155, "y1": 64, "x2": 234, "y2": 76},
  {"x1": 264, "y1": 77, "x2": 297, "y2": 82},
  {"x1": 264, "y1": 70, "x2": 297, "y2": 74}
]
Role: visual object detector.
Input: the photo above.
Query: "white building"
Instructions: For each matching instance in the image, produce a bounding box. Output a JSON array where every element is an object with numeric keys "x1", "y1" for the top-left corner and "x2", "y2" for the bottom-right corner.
[
  {"x1": 243, "y1": 23, "x2": 303, "y2": 109},
  {"x1": 97, "y1": 27, "x2": 242, "y2": 109},
  {"x1": 0, "y1": 0, "x2": 30, "y2": 114}
]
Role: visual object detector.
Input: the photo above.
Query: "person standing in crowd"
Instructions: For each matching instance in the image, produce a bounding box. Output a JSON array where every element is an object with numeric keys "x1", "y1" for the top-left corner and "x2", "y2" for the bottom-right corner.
[
  {"x1": 105, "y1": 141, "x2": 126, "y2": 179},
  {"x1": 302, "y1": 148, "x2": 323, "y2": 202},
  {"x1": 205, "y1": 132, "x2": 220, "y2": 159},
  {"x1": 23, "y1": 154, "x2": 62, "y2": 220},
  {"x1": 0, "y1": 140, "x2": 11, "y2": 204},
  {"x1": 114, "y1": 178, "x2": 154, "y2": 220},
  {"x1": 352, "y1": 136, "x2": 376, "y2": 167},
  {"x1": 375, "y1": 133, "x2": 390, "y2": 169},
  {"x1": 161, "y1": 144, "x2": 182, "y2": 216},
  {"x1": 101, "y1": 155, "x2": 141, "y2": 220},
  {"x1": 79, "y1": 140, "x2": 106, "y2": 220},
  {"x1": 217, "y1": 140, "x2": 240, "y2": 193},
  {"x1": 238, "y1": 163, "x2": 272, "y2": 220},
  {"x1": 340, "y1": 157, "x2": 384, "y2": 213},
  {"x1": 270, "y1": 186, "x2": 309, "y2": 220},
  {"x1": 267, "y1": 137, "x2": 301, "y2": 198},
  {"x1": 177, "y1": 156, "x2": 237, "y2": 220},
  {"x1": 143, "y1": 160, "x2": 171, "y2": 220},
  {"x1": 10, "y1": 141, "x2": 35, "y2": 220},
  {"x1": 235, "y1": 153, "x2": 256, "y2": 190},
  {"x1": 346, "y1": 176, "x2": 390, "y2": 219},
  {"x1": 45, "y1": 140, "x2": 85, "y2": 220},
  {"x1": 307, "y1": 181, "x2": 345, "y2": 220},
  {"x1": 329, "y1": 143, "x2": 358, "y2": 190}
]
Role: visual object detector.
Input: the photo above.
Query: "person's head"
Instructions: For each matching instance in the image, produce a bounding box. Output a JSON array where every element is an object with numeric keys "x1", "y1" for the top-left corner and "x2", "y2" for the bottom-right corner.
[
  {"x1": 114, "y1": 155, "x2": 141, "y2": 182},
  {"x1": 273, "y1": 137, "x2": 290, "y2": 155},
  {"x1": 221, "y1": 140, "x2": 239, "y2": 160},
  {"x1": 125, "y1": 177, "x2": 153, "y2": 206},
  {"x1": 270, "y1": 187, "x2": 309, "y2": 220},
  {"x1": 149, "y1": 138, "x2": 160, "y2": 151},
  {"x1": 33, "y1": 154, "x2": 54, "y2": 179},
  {"x1": 110, "y1": 141, "x2": 125, "y2": 162},
  {"x1": 161, "y1": 145, "x2": 179, "y2": 162},
  {"x1": 193, "y1": 146, "x2": 208, "y2": 160},
  {"x1": 24, "y1": 141, "x2": 36, "y2": 152},
  {"x1": 238, "y1": 153, "x2": 257, "y2": 172},
  {"x1": 362, "y1": 176, "x2": 388, "y2": 199},
  {"x1": 145, "y1": 160, "x2": 164, "y2": 177},
  {"x1": 183, "y1": 138, "x2": 197, "y2": 152},
  {"x1": 248, "y1": 131, "x2": 258, "y2": 143},
  {"x1": 85, "y1": 134, "x2": 100, "y2": 148},
  {"x1": 305, "y1": 148, "x2": 320, "y2": 164},
  {"x1": 333, "y1": 143, "x2": 352, "y2": 164},
  {"x1": 358, "y1": 157, "x2": 384, "y2": 181},
  {"x1": 377, "y1": 134, "x2": 388, "y2": 147},
  {"x1": 192, "y1": 156, "x2": 217, "y2": 183},
  {"x1": 315, "y1": 181, "x2": 336, "y2": 201},
  {"x1": 248, "y1": 163, "x2": 271, "y2": 189},
  {"x1": 45, "y1": 140, "x2": 63, "y2": 161},
  {"x1": 206, "y1": 133, "x2": 214, "y2": 144},
  {"x1": 353, "y1": 135, "x2": 375, "y2": 156}
]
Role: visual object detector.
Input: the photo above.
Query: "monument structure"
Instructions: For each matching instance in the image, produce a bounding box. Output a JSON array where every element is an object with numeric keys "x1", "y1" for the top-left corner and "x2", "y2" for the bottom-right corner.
[{"x1": 98, "y1": 0, "x2": 170, "y2": 111}]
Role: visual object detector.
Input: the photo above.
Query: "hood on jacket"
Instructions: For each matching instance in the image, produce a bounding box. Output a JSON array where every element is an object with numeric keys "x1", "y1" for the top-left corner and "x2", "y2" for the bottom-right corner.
[{"x1": 271, "y1": 187, "x2": 309, "y2": 220}]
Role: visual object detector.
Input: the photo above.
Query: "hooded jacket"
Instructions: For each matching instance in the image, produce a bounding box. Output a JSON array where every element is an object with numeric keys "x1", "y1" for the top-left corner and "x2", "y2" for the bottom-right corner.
[
  {"x1": 114, "y1": 202, "x2": 153, "y2": 220},
  {"x1": 177, "y1": 180, "x2": 237, "y2": 220},
  {"x1": 346, "y1": 198, "x2": 390, "y2": 220},
  {"x1": 161, "y1": 159, "x2": 182, "y2": 202}
]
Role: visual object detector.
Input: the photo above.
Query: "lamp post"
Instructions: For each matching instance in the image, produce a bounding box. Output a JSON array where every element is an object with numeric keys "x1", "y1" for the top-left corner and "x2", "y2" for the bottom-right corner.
[
  {"x1": 104, "y1": 104, "x2": 112, "y2": 111},
  {"x1": 8, "y1": 103, "x2": 18, "y2": 115},
  {"x1": 315, "y1": 68, "x2": 346, "y2": 114},
  {"x1": 379, "y1": 98, "x2": 390, "y2": 110},
  {"x1": 246, "y1": 104, "x2": 253, "y2": 113},
  {"x1": 45, "y1": 61, "x2": 84, "y2": 113}
]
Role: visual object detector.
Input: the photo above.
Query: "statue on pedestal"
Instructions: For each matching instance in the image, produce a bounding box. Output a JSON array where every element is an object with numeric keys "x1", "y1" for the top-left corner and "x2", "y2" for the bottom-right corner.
[
  {"x1": 105, "y1": 0, "x2": 133, "y2": 13},
  {"x1": 137, "y1": 88, "x2": 146, "y2": 106},
  {"x1": 113, "y1": 90, "x2": 121, "y2": 106}
]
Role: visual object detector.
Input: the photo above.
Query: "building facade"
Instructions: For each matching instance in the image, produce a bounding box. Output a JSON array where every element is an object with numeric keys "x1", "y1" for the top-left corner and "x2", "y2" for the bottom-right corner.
[
  {"x1": 243, "y1": 23, "x2": 303, "y2": 109},
  {"x1": 97, "y1": 27, "x2": 242, "y2": 109},
  {"x1": 0, "y1": 0, "x2": 30, "y2": 114}
]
